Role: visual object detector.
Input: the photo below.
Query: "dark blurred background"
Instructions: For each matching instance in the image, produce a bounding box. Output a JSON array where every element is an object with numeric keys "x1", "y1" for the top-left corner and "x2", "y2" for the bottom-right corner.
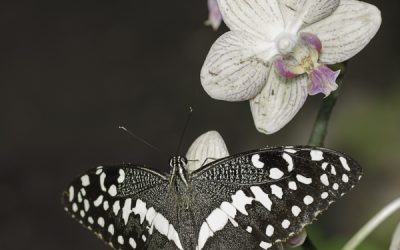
[{"x1": 0, "y1": 0, "x2": 399, "y2": 249}]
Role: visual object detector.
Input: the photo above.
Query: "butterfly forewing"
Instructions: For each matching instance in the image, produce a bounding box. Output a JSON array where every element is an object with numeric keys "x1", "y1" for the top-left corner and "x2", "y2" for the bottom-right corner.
[
  {"x1": 190, "y1": 146, "x2": 362, "y2": 249},
  {"x1": 63, "y1": 164, "x2": 184, "y2": 250}
]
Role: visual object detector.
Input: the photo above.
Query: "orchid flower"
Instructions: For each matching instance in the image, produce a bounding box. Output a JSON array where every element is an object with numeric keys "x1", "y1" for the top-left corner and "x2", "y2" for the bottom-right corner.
[
  {"x1": 205, "y1": 0, "x2": 223, "y2": 31},
  {"x1": 201, "y1": 0, "x2": 381, "y2": 134}
]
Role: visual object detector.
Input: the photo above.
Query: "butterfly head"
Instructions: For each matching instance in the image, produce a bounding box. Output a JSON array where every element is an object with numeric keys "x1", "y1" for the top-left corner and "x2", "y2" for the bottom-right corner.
[
  {"x1": 169, "y1": 156, "x2": 189, "y2": 187},
  {"x1": 169, "y1": 156, "x2": 188, "y2": 168}
]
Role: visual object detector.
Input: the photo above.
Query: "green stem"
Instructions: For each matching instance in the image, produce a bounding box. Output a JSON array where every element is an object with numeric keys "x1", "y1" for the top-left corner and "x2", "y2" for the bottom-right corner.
[
  {"x1": 302, "y1": 237, "x2": 318, "y2": 250},
  {"x1": 302, "y1": 62, "x2": 347, "y2": 250},
  {"x1": 342, "y1": 198, "x2": 400, "y2": 250},
  {"x1": 308, "y1": 62, "x2": 347, "y2": 147}
]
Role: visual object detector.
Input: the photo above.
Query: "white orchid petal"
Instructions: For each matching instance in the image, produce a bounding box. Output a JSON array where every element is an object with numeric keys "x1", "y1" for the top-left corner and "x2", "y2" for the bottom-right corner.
[
  {"x1": 390, "y1": 221, "x2": 400, "y2": 250},
  {"x1": 280, "y1": 0, "x2": 340, "y2": 32},
  {"x1": 217, "y1": 0, "x2": 284, "y2": 39},
  {"x1": 250, "y1": 69, "x2": 308, "y2": 134},
  {"x1": 185, "y1": 131, "x2": 229, "y2": 173},
  {"x1": 302, "y1": 0, "x2": 381, "y2": 64},
  {"x1": 201, "y1": 31, "x2": 274, "y2": 102}
]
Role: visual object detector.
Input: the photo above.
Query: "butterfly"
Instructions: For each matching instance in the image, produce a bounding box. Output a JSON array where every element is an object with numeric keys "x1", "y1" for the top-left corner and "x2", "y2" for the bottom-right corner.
[{"x1": 62, "y1": 131, "x2": 362, "y2": 250}]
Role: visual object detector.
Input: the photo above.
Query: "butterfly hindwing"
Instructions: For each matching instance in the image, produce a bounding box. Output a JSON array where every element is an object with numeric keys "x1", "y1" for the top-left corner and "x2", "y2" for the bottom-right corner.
[
  {"x1": 190, "y1": 146, "x2": 362, "y2": 249},
  {"x1": 63, "y1": 164, "x2": 184, "y2": 250}
]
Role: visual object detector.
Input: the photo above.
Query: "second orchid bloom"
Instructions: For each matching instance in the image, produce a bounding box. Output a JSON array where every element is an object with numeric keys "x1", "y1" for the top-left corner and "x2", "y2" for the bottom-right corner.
[{"x1": 201, "y1": 0, "x2": 381, "y2": 134}]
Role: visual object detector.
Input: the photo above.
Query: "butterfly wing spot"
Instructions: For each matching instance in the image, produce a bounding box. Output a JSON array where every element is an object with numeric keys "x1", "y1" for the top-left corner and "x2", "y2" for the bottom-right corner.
[
  {"x1": 282, "y1": 153, "x2": 294, "y2": 172},
  {"x1": 68, "y1": 186, "x2": 74, "y2": 202},
  {"x1": 250, "y1": 186, "x2": 272, "y2": 211},
  {"x1": 310, "y1": 150, "x2": 324, "y2": 161},
  {"x1": 122, "y1": 198, "x2": 133, "y2": 225},
  {"x1": 246, "y1": 226, "x2": 253, "y2": 233},
  {"x1": 117, "y1": 235, "x2": 124, "y2": 245},
  {"x1": 259, "y1": 241, "x2": 273, "y2": 249},
  {"x1": 321, "y1": 162, "x2": 328, "y2": 170},
  {"x1": 72, "y1": 203, "x2": 78, "y2": 212},
  {"x1": 342, "y1": 174, "x2": 349, "y2": 183},
  {"x1": 269, "y1": 168, "x2": 284, "y2": 179},
  {"x1": 296, "y1": 174, "x2": 312, "y2": 185},
  {"x1": 321, "y1": 192, "x2": 329, "y2": 199},
  {"x1": 112, "y1": 200, "x2": 120, "y2": 216},
  {"x1": 108, "y1": 224, "x2": 115, "y2": 235},
  {"x1": 288, "y1": 181, "x2": 297, "y2": 190},
  {"x1": 93, "y1": 195, "x2": 103, "y2": 207},
  {"x1": 88, "y1": 216, "x2": 94, "y2": 224},
  {"x1": 206, "y1": 208, "x2": 229, "y2": 232},
  {"x1": 284, "y1": 148, "x2": 297, "y2": 154},
  {"x1": 220, "y1": 201, "x2": 237, "y2": 218},
  {"x1": 103, "y1": 200, "x2": 109, "y2": 211},
  {"x1": 81, "y1": 175, "x2": 90, "y2": 187},
  {"x1": 95, "y1": 167, "x2": 103, "y2": 175},
  {"x1": 108, "y1": 185, "x2": 117, "y2": 197},
  {"x1": 270, "y1": 184, "x2": 283, "y2": 199},
  {"x1": 117, "y1": 169, "x2": 125, "y2": 183},
  {"x1": 99, "y1": 172, "x2": 107, "y2": 192},
  {"x1": 303, "y1": 195, "x2": 314, "y2": 205},
  {"x1": 266, "y1": 224, "x2": 274, "y2": 237},
  {"x1": 129, "y1": 238, "x2": 137, "y2": 248},
  {"x1": 97, "y1": 217, "x2": 105, "y2": 227},
  {"x1": 281, "y1": 219, "x2": 290, "y2": 229},
  {"x1": 231, "y1": 190, "x2": 254, "y2": 215},
  {"x1": 320, "y1": 174, "x2": 329, "y2": 186},
  {"x1": 339, "y1": 157, "x2": 351, "y2": 171},
  {"x1": 198, "y1": 222, "x2": 214, "y2": 250},
  {"x1": 251, "y1": 154, "x2": 265, "y2": 169},
  {"x1": 83, "y1": 199, "x2": 90, "y2": 212},
  {"x1": 291, "y1": 206, "x2": 301, "y2": 217},
  {"x1": 332, "y1": 183, "x2": 339, "y2": 190}
]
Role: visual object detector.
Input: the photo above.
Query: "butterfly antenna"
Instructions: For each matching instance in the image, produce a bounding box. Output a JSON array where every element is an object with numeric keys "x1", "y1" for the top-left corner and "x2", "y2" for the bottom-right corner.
[
  {"x1": 119, "y1": 126, "x2": 165, "y2": 154},
  {"x1": 176, "y1": 106, "x2": 193, "y2": 155}
]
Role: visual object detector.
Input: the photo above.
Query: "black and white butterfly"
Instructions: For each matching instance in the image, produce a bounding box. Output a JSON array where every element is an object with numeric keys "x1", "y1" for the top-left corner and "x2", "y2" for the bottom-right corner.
[{"x1": 62, "y1": 131, "x2": 362, "y2": 250}]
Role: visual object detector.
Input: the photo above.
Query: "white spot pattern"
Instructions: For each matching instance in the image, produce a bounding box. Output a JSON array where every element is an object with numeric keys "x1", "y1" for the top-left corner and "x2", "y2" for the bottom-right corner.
[
  {"x1": 340, "y1": 157, "x2": 351, "y2": 171},
  {"x1": 260, "y1": 241, "x2": 272, "y2": 249},
  {"x1": 68, "y1": 186, "x2": 74, "y2": 202},
  {"x1": 304, "y1": 195, "x2": 314, "y2": 205},
  {"x1": 320, "y1": 174, "x2": 329, "y2": 186},
  {"x1": 117, "y1": 169, "x2": 125, "y2": 183},
  {"x1": 310, "y1": 150, "x2": 324, "y2": 161},
  {"x1": 251, "y1": 186, "x2": 272, "y2": 211},
  {"x1": 271, "y1": 185, "x2": 283, "y2": 199},
  {"x1": 282, "y1": 153, "x2": 294, "y2": 172},
  {"x1": 113, "y1": 201, "x2": 120, "y2": 216},
  {"x1": 269, "y1": 168, "x2": 284, "y2": 179},
  {"x1": 251, "y1": 154, "x2": 264, "y2": 168},
  {"x1": 129, "y1": 238, "x2": 137, "y2": 248},
  {"x1": 291, "y1": 206, "x2": 301, "y2": 217},
  {"x1": 231, "y1": 190, "x2": 253, "y2": 215},
  {"x1": 296, "y1": 175, "x2": 312, "y2": 185},
  {"x1": 266, "y1": 225, "x2": 274, "y2": 237},
  {"x1": 288, "y1": 181, "x2": 297, "y2": 190},
  {"x1": 81, "y1": 175, "x2": 90, "y2": 187},
  {"x1": 281, "y1": 219, "x2": 290, "y2": 229},
  {"x1": 108, "y1": 185, "x2": 117, "y2": 197}
]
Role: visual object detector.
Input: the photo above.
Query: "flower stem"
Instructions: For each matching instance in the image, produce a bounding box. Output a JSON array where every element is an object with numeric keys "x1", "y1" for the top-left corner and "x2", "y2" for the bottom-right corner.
[
  {"x1": 308, "y1": 63, "x2": 347, "y2": 147},
  {"x1": 303, "y1": 62, "x2": 347, "y2": 250},
  {"x1": 302, "y1": 237, "x2": 318, "y2": 250},
  {"x1": 342, "y1": 198, "x2": 400, "y2": 250}
]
